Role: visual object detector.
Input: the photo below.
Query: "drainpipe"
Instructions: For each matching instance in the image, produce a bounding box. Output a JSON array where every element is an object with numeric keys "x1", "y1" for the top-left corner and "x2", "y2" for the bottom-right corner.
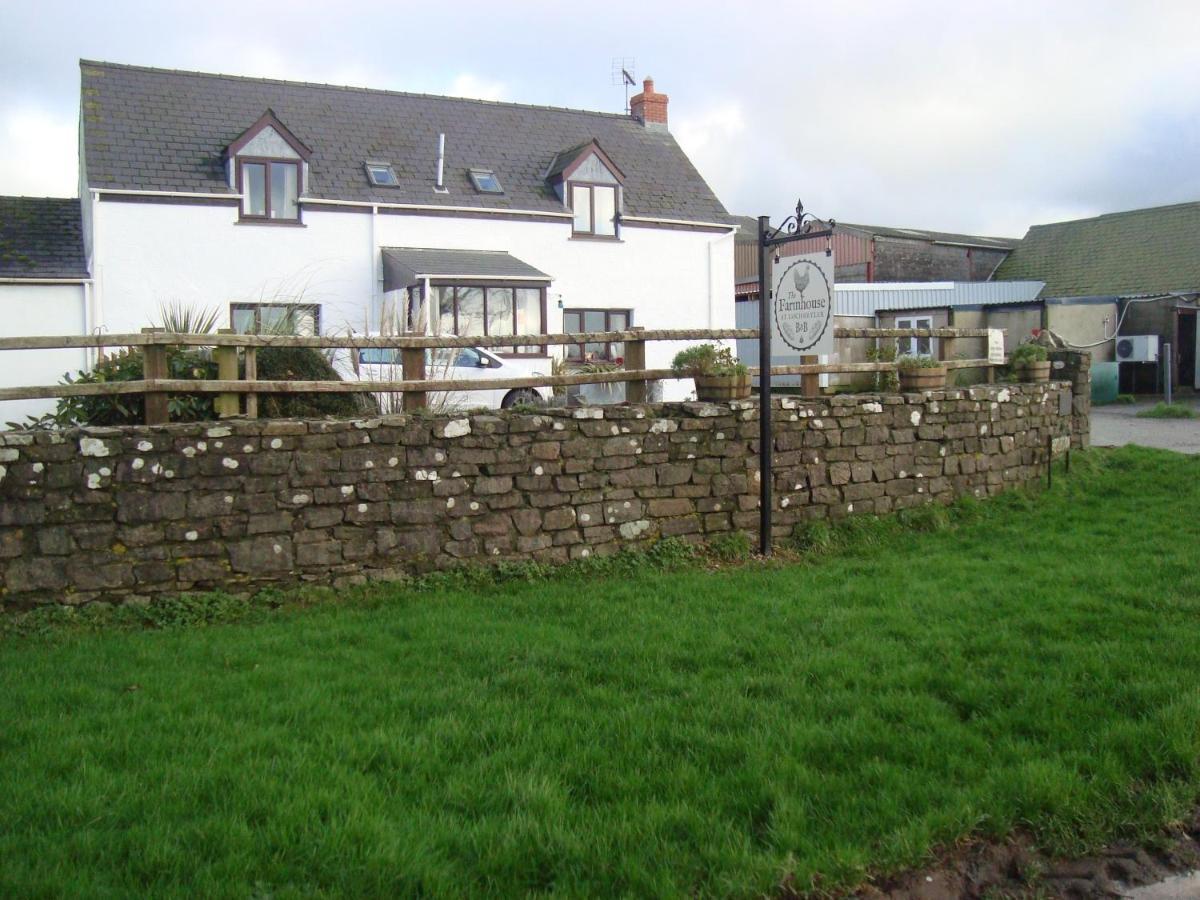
[
  {"x1": 370, "y1": 204, "x2": 379, "y2": 332},
  {"x1": 89, "y1": 189, "x2": 105, "y2": 365}
]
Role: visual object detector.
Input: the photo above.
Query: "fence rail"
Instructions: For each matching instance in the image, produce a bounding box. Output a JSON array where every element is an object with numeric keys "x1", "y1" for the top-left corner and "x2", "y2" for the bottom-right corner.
[{"x1": 0, "y1": 326, "x2": 1004, "y2": 423}]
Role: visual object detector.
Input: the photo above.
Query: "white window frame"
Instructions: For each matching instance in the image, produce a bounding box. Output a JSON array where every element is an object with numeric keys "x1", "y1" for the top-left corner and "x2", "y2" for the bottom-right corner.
[{"x1": 896, "y1": 316, "x2": 936, "y2": 358}]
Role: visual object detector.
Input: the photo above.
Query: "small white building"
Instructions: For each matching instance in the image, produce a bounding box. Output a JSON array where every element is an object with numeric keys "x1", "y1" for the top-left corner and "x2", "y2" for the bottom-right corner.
[
  {"x1": 69, "y1": 61, "x2": 735, "y2": 402},
  {"x1": 0, "y1": 197, "x2": 91, "y2": 421}
]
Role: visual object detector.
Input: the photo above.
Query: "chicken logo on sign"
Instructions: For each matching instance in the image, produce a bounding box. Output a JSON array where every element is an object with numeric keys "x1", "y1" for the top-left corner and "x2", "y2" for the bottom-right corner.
[{"x1": 772, "y1": 253, "x2": 834, "y2": 354}]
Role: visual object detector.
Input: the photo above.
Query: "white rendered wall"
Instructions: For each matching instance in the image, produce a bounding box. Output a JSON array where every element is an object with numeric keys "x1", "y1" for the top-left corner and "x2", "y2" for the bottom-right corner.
[
  {"x1": 92, "y1": 200, "x2": 736, "y2": 401},
  {"x1": 0, "y1": 283, "x2": 88, "y2": 422}
]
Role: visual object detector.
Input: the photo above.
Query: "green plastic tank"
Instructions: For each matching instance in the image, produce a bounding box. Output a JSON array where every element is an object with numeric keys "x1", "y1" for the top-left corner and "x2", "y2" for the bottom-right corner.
[{"x1": 1092, "y1": 362, "x2": 1119, "y2": 404}]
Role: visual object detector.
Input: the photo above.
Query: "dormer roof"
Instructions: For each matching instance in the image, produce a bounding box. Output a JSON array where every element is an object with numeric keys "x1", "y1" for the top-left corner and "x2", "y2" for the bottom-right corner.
[
  {"x1": 544, "y1": 140, "x2": 625, "y2": 184},
  {"x1": 226, "y1": 109, "x2": 312, "y2": 161}
]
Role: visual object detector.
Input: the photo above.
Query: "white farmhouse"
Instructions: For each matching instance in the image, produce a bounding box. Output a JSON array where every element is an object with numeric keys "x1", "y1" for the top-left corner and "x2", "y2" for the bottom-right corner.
[{"x1": 62, "y1": 61, "x2": 735, "y2": 403}]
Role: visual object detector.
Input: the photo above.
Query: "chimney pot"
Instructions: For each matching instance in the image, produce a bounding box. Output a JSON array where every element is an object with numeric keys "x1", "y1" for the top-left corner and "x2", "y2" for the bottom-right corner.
[{"x1": 630, "y1": 76, "x2": 668, "y2": 131}]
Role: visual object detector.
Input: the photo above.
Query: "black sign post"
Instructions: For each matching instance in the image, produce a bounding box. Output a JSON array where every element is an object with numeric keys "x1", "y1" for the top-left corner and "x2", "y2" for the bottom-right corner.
[{"x1": 756, "y1": 200, "x2": 835, "y2": 557}]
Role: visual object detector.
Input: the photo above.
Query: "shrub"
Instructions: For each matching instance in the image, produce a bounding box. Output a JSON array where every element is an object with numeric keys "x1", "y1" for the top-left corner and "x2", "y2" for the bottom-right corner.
[
  {"x1": 39, "y1": 346, "x2": 219, "y2": 427},
  {"x1": 670, "y1": 343, "x2": 747, "y2": 377},
  {"x1": 1011, "y1": 342, "x2": 1049, "y2": 365},
  {"x1": 895, "y1": 354, "x2": 942, "y2": 371},
  {"x1": 256, "y1": 347, "x2": 378, "y2": 419},
  {"x1": 866, "y1": 344, "x2": 900, "y2": 392}
]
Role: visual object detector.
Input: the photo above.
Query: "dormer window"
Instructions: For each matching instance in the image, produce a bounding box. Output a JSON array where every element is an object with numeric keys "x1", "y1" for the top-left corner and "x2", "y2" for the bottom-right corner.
[
  {"x1": 545, "y1": 139, "x2": 624, "y2": 241},
  {"x1": 226, "y1": 110, "x2": 311, "y2": 225},
  {"x1": 365, "y1": 162, "x2": 399, "y2": 187},
  {"x1": 468, "y1": 168, "x2": 503, "y2": 194},
  {"x1": 238, "y1": 159, "x2": 300, "y2": 221},
  {"x1": 571, "y1": 184, "x2": 617, "y2": 237}
]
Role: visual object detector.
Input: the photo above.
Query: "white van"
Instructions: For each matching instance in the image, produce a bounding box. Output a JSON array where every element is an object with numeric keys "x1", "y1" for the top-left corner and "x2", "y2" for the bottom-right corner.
[{"x1": 353, "y1": 346, "x2": 552, "y2": 411}]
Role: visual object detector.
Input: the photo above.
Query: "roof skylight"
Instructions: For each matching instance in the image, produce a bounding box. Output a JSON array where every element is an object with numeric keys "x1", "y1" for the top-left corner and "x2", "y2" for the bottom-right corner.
[
  {"x1": 365, "y1": 162, "x2": 399, "y2": 187},
  {"x1": 469, "y1": 168, "x2": 503, "y2": 194}
]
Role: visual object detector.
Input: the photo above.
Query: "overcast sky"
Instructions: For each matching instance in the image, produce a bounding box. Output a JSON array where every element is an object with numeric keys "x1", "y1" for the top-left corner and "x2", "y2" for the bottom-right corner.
[{"x1": 2, "y1": 0, "x2": 1198, "y2": 237}]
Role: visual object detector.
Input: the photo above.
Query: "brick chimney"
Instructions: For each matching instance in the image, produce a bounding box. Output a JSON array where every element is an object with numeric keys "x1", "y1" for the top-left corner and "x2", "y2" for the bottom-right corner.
[{"x1": 629, "y1": 77, "x2": 668, "y2": 131}]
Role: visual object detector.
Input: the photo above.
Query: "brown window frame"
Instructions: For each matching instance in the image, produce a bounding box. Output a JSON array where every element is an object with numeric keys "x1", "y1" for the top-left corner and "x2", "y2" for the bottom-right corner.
[
  {"x1": 569, "y1": 182, "x2": 619, "y2": 239},
  {"x1": 563, "y1": 308, "x2": 632, "y2": 362},
  {"x1": 428, "y1": 281, "x2": 549, "y2": 358},
  {"x1": 230, "y1": 302, "x2": 321, "y2": 335},
  {"x1": 236, "y1": 157, "x2": 303, "y2": 224}
]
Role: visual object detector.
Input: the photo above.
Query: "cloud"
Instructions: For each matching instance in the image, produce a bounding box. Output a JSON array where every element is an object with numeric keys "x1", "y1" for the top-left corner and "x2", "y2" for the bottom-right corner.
[
  {"x1": 446, "y1": 74, "x2": 508, "y2": 102},
  {"x1": 673, "y1": 102, "x2": 747, "y2": 202},
  {"x1": 0, "y1": 108, "x2": 76, "y2": 197}
]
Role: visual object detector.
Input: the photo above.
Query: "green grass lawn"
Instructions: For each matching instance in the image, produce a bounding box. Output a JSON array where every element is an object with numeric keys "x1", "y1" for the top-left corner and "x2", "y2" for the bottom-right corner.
[
  {"x1": 4, "y1": 447, "x2": 1200, "y2": 897},
  {"x1": 1136, "y1": 401, "x2": 1197, "y2": 419}
]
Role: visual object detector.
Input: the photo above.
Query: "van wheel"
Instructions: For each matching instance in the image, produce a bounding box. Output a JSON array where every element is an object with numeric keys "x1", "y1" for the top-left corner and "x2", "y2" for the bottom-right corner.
[{"x1": 502, "y1": 389, "x2": 543, "y2": 408}]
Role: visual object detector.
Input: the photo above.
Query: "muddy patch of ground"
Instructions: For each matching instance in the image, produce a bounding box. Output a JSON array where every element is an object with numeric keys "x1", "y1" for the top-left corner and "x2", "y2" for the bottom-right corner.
[{"x1": 811, "y1": 811, "x2": 1200, "y2": 899}]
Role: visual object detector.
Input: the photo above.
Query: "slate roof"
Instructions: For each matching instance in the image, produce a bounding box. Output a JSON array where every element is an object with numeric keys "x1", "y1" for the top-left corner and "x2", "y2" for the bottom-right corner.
[
  {"x1": 993, "y1": 201, "x2": 1200, "y2": 297},
  {"x1": 0, "y1": 196, "x2": 88, "y2": 279},
  {"x1": 837, "y1": 222, "x2": 1017, "y2": 250},
  {"x1": 731, "y1": 215, "x2": 761, "y2": 244},
  {"x1": 382, "y1": 248, "x2": 551, "y2": 291},
  {"x1": 80, "y1": 60, "x2": 733, "y2": 225}
]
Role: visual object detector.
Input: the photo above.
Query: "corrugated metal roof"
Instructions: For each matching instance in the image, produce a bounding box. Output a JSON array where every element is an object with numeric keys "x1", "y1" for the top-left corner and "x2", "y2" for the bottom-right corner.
[
  {"x1": 834, "y1": 280, "x2": 1045, "y2": 316},
  {"x1": 734, "y1": 280, "x2": 1045, "y2": 321}
]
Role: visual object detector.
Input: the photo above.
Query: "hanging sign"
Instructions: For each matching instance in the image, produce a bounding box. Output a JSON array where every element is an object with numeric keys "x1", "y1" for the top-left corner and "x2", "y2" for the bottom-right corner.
[
  {"x1": 771, "y1": 252, "x2": 835, "y2": 357},
  {"x1": 987, "y1": 328, "x2": 1005, "y2": 364}
]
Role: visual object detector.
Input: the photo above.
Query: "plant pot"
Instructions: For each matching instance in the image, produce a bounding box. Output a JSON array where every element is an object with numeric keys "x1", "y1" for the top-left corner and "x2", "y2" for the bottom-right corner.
[
  {"x1": 1015, "y1": 361, "x2": 1051, "y2": 382},
  {"x1": 898, "y1": 366, "x2": 947, "y2": 391},
  {"x1": 694, "y1": 373, "x2": 751, "y2": 402}
]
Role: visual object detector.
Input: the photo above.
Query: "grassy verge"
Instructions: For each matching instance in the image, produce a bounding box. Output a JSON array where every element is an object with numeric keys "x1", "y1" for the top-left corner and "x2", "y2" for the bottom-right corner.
[
  {"x1": 3, "y1": 446, "x2": 1200, "y2": 897},
  {"x1": 1136, "y1": 402, "x2": 1196, "y2": 419}
]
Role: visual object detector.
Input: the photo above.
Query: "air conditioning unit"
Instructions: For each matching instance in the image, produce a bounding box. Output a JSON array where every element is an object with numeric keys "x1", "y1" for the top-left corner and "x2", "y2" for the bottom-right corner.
[{"x1": 1116, "y1": 335, "x2": 1159, "y2": 363}]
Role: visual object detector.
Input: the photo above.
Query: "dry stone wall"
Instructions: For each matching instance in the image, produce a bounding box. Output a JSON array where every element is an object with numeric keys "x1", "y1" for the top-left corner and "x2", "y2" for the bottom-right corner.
[{"x1": 0, "y1": 376, "x2": 1087, "y2": 609}]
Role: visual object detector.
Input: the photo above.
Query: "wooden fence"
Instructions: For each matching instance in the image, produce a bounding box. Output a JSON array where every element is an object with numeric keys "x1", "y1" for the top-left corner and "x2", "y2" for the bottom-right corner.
[{"x1": 0, "y1": 326, "x2": 1003, "y2": 425}]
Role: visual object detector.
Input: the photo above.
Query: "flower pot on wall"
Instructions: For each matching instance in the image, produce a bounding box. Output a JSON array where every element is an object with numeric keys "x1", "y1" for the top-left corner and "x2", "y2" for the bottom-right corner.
[
  {"x1": 1015, "y1": 361, "x2": 1051, "y2": 383},
  {"x1": 694, "y1": 374, "x2": 751, "y2": 402},
  {"x1": 898, "y1": 366, "x2": 947, "y2": 391}
]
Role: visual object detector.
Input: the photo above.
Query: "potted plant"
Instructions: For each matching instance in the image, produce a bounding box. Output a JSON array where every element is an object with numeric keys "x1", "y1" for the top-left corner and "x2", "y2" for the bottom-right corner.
[
  {"x1": 1010, "y1": 342, "x2": 1051, "y2": 382},
  {"x1": 671, "y1": 343, "x2": 751, "y2": 401},
  {"x1": 896, "y1": 355, "x2": 947, "y2": 391}
]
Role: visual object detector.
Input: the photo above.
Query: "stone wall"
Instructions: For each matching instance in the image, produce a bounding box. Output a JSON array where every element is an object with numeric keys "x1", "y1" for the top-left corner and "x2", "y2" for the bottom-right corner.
[{"x1": 0, "y1": 376, "x2": 1088, "y2": 609}]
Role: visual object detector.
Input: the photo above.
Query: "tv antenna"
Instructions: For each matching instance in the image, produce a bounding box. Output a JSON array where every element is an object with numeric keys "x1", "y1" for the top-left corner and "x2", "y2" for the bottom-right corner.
[{"x1": 611, "y1": 57, "x2": 636, "y2": 113}]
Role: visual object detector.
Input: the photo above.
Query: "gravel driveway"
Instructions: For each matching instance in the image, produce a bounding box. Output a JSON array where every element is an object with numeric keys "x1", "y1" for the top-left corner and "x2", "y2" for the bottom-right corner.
[{"x1": 1092, "y1": 399, "x2": 1200, "y2": 454}]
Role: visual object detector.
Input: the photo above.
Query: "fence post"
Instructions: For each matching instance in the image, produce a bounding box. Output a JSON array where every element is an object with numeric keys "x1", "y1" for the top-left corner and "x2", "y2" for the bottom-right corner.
[
  {"x1": 801, "y1": 355, "x2": 819, "y2": 397},
  {"x1": 402, "y1": 347, "x2": 427, "y2": 411},
  {"x1": 625, "y1": 327, "x2": 647, "y2": 404},
  {"x1": 214, "y1": 328, "x2": 239, "y2": 418},
  {"x1": 141, "y1": 327, "x2": 169, "y2": 426},
  {"x1": 244, "y1": 346, "x2": 258, "y2": 419}
]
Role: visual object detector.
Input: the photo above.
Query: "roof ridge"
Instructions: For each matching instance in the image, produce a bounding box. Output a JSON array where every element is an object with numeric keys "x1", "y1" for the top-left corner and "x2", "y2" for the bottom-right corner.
[
  {"x1": 78, "y1": 58, "x2": 635, "y2": 123},
  {"x1": 1028, "y1": 199, "x2": 1200, "y2": 230},
  {"x1": 836, "y1": 221, "x2": 1018, "y2": 243}
]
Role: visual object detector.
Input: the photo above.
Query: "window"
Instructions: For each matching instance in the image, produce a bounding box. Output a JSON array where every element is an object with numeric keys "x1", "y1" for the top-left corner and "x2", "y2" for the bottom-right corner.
[
  {"x1": 563, "y1": 308, "x2": 630, "y2": 362},
  {"x1": 895, "y1": 316, "x2": 935, "y2": 357},
  {"x1": 358, "y1": 348, "x2": 484, "y2": 368},
  {"x1": 430, "y1": 284, "x2": 546, "y2": 355},
  {"x1": 238, "y1": 158, "x2": 300, "y2": 222},
  {"x1": 365, "y1": 162, "x2": 399, "y2": 187},
  {"x1": 469, "y1": 169, "x2": 503, "y2": 194},
  {"x1": 570, "y1": 183, "x2": 618, "y2": 237},
  {"x1": 230, "y1": 303, "x2": 320, "y2": 335}
]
